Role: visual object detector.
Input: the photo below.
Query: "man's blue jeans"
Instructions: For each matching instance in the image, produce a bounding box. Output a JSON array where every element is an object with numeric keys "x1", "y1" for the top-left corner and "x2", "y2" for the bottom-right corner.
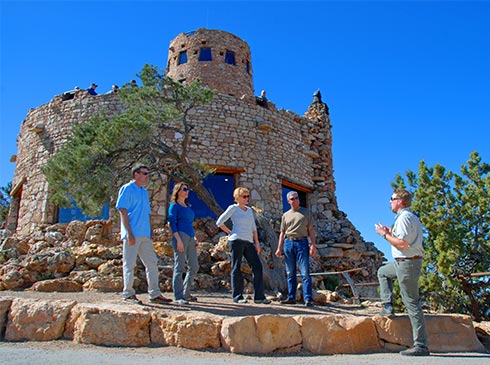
[{"x1": 284, "y1": 238, "x2": 312, "y2": 302}]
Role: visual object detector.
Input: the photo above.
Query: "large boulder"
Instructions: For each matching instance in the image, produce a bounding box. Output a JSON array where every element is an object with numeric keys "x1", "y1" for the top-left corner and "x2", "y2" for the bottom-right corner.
[
  {"x1": 65, "y1": 221, "x2": 87, "y2": 243},
  {"x1": 374, "y1": 314, "x2": 486, "y2": 353},
  {"x1": 23, "y1": 248, "x2": 75, "y2": 273},
  {"x1": 29, "y1": 278, "x2": 83, "y2": 292},
  {"x1": 65, "y1": 302, "x2": 151, "y2": 346},
  {"x1": 298, "y1": 314, "x2": 380, "y2": 354},
  {"x1": 221, "y1": 315, "x2": 302, "y2": 353},
  {"x1": 5, "y1": 298, "x2": 76, "y2": 341},
  {"x1": 151, "y1": 312, "x2": 221, "y2": 349},
  {"x1": 82, "y1": 276, "x2": 123, "y2": 292}
]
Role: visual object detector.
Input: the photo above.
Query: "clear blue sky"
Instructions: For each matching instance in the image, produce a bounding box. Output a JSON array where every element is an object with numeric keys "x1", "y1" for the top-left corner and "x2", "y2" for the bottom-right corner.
[{"x1": 1, "y1": 1, "x2": 490, "y2": 259}]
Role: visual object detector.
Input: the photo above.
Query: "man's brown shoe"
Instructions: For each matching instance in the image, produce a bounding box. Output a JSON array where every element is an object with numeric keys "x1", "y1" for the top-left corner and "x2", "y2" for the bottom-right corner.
[
  {"x1": 150, "y1": 295, "x2": 172, "y2": 304},
  {"x1": 280, "y1": 298, "x2": 296, "y2": 305}
]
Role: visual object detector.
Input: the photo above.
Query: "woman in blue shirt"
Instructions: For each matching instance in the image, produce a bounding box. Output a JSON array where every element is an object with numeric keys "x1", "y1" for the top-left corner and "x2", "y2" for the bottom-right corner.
[
  {"x1": 216, "y1": 187, "x2": 270, "y2": 304},
  {"x1": 168, "y1": 182, "x2": 199, "y2": 304}
]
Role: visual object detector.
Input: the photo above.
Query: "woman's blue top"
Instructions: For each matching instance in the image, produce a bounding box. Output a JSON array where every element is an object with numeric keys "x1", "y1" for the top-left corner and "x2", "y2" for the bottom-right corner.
[{"x1": 168, "y1": 202, "x2": 195, "y2": 237}]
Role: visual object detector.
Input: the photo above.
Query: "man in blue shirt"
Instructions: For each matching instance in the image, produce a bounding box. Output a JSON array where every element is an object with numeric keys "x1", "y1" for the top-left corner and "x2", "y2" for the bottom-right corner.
[{"x1": 116, "y1": 164, "x2": 171, "y2": 305}]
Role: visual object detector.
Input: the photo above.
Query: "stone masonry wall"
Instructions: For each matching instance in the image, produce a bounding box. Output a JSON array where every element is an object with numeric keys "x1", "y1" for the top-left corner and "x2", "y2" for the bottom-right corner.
[
  {"x1": 167, "y1": 29, "x2": 253, "y2": 97},
  {"x1": 8, "y1": 91, "x2": 102, "y2": 233},
  {"x1": 10, "y1": 91, "x2": 315, "y2": 235},
  {"x1": 10, "y1": 91, "x2": 125, "y2": 235},
  {"x1": 9, "y1": 89, "x2": 385, "y2": 293}
]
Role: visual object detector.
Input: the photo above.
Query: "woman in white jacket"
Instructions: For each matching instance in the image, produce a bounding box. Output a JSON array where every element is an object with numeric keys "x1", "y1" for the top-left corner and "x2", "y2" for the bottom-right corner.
[{"x1": 216, "y1": 187, "x2": 270, "y2": 304}]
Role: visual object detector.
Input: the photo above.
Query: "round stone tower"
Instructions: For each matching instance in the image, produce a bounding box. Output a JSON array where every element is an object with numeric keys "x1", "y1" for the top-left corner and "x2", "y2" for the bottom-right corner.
[{"x1": 166, "y1": 29, "x2": 254, "y2": 97}]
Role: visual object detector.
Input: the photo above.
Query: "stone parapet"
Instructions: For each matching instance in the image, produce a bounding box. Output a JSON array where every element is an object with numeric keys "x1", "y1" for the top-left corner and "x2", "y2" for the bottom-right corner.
[{"x1": 0, "y1": 296, "x2": 486, "y2": 354}]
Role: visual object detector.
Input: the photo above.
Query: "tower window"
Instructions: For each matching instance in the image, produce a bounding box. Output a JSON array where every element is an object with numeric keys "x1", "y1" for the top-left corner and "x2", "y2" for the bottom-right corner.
[
  {"x1": 225, "y1": 50, "x2": 236, "y2": 65},
  {"x1": 178, "y1": 51, "x2": 188, "y2": 65},
  {"x1": 198, "y1": 47, "x2": 212, "y2": 61},
  {"x1": 246, "y1": 61, "x2": 250, "y2": 74}
]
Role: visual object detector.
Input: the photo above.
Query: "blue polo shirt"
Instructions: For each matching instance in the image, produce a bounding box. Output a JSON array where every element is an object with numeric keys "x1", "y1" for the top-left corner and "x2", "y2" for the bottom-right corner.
[{"x1": 116, "y1": 181, "x2": 151, "y2": 238}]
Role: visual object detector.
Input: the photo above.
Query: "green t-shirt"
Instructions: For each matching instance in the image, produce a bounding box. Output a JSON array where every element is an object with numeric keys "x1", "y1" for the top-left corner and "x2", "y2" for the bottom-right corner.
[{"x1": 280, "y1": 207, "x2": 314, "y2": 239}]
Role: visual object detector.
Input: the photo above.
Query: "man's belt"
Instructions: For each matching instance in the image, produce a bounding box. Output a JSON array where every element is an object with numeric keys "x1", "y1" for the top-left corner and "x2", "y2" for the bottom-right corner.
[
  {"x1": 286, "y1": 237, "x2": 307, "y2": 241},
  {"x1": 395, "y1": 256, "x2": 423, "y2": 262}
]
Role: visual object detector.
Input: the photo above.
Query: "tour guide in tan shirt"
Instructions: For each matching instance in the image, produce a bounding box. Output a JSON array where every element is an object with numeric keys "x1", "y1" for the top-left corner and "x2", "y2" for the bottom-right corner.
[{"x1": 275, "y1": 191, "x2": 317, "y2": 306}]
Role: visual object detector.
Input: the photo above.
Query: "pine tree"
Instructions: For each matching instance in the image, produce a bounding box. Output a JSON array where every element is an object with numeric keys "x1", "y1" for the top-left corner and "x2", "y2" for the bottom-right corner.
[
  {"x1": 0, "y1": 182, "x2": 12, "y2": 227},
  {"x1": 44, "y1": 64, "x2": 222, "y2": 217}
]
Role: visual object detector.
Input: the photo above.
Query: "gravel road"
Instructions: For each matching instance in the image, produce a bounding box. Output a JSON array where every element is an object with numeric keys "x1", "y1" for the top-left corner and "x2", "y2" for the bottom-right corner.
[{"x1": 1, "y1": 341, "x2": 489, "y2": 365}]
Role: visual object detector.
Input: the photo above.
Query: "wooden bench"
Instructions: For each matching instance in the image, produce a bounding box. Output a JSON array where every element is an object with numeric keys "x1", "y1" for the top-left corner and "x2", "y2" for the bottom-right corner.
[
  {"x1": 298, "y1": 267, "x2": 379, "y2": 304},
  {"x1": 456, "y1": 271, "x2": 490, "y2": 322}
]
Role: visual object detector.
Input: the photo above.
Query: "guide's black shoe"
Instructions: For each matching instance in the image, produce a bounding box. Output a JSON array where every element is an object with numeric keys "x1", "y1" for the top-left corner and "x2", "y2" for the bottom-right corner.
[{"x1": 400, "y1": 346, "x2": 430, "y2": 356}]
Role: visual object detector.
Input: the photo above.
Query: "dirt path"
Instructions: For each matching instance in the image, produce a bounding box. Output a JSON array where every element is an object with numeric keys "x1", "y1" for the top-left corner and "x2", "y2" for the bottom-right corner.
[{"x1": 0, "y1": 289, "x2": 381, "y2": 318}]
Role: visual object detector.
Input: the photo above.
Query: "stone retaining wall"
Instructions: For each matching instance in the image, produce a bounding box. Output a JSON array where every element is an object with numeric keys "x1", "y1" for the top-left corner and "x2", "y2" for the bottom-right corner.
[{"x1": 0, "y1": 297, "x2": 486, "y2": 354}]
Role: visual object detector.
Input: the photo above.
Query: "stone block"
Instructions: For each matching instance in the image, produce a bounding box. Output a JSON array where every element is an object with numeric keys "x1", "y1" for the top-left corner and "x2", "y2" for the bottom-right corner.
[
  {"x1": 298, "y1": 314, "x2": 380, "y2": 354},
  {"x1": 82, "y1": 276, "x2": 123, "y2": 292},
  {"x1": 221, "y1": 315, "x2": 301, "y2": 353},
  {"x1": 151, "y1": 312, "x2": 221, "y2": 349},
  {"x1": 374, "y1": 314, "x2": 486, "y2": 353},
  {"x1": 5, "y1": 298, "x2": 75, "y2": 341},
  {"x1": 66, "y1": 303, "x2": 151, "y2": 346},
  {"x1": 29, "y1": 278, "x2": 83, "y2": 292},
  {"x1": 317, "y1": 247, "x2": 343, "y2": 258}
]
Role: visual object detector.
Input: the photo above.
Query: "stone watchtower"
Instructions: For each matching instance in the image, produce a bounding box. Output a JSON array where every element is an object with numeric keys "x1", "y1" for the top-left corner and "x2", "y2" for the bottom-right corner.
[
  {"x1": 166, "y1": 29, "x2": 253, "y2": 97},
  {"x1": 7, "y1": 28, "x2": 385, "y2": 294}
]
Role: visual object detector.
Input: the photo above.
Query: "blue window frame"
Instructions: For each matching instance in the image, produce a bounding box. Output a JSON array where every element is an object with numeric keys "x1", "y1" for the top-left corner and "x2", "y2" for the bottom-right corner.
[
  {"x1": 169, "y1": 173, "x2": 235, "y2": 219},
  {"x1": 178, "y1": 51, "x2": 188, "y2": 65},
  {"x1": 225, "y1": 50, "x2": 236, "y2": 65},
  {"x1": 58, "y1": 201, "x2": 110, "y2": 223},
  {"x1": 198, "y1": 47, "x2": 212, "y2": 61}
]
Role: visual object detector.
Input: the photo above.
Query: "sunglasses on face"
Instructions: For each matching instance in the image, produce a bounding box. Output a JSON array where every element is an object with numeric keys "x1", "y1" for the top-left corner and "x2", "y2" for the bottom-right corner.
[{"x1": 180, "y1": 187, "x2": 190, "y2": 192}]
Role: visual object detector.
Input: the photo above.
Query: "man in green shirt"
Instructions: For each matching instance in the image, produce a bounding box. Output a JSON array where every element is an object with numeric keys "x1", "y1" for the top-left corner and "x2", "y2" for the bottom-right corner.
[{"x1": 275, "y1": 191, "x2": 317, "y2": 306}]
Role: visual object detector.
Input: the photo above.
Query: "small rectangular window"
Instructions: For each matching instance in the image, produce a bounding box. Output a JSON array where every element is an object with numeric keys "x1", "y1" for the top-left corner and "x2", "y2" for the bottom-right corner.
[
  {"x1": 199, "y1": 47, "x2": 212, "y2": 61},
  {"x1": 225, "y1": 50, "x2": 236, "y2": 65},
  {"x1": 178, "y1": 51, "x2": 188, "y2": 65},
  {"x1": 246, "y1": 61, "x2": 250, "y2": 74}
]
